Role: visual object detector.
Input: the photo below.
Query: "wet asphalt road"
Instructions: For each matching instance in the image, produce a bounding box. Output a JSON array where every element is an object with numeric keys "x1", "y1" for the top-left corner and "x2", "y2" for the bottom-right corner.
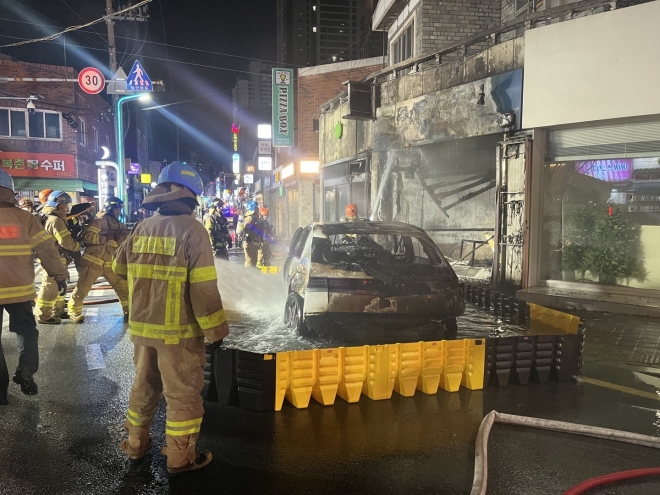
[{"x1": 1, "y1": 263, "x2": 660, "y2": 494}]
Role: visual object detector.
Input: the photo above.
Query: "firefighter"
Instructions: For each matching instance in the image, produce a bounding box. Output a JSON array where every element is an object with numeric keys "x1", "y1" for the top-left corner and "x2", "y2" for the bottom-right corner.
[
  {"x1": 112, "y1": 161, "x2": 228, "y2": 474},
  {"x1": 0, "y1": 171, "x2": 68, "y2": 403},
  {"x1": 243, "y1": 200, "x2": 262, "y2": 268},
  {"x1": 67, "y1": 197, "x2": 129, "y2": 323},
  {"x1": 204, "y1": 198, "x2": 232, "y2": 259},
  {"x1": 18, "y1": 197, "x2": 34, "y2": 213},
  {"x1": 34, "y1": 189, "x2": 53, "y2": 219},
  {"x1": 257, "y1": 207, "x2": 273, "y2": 267},
  {"x1": 66, "y1": 203, "x2": 95, "y2": 272},
  {"x1": 35, "y1": 191, "x2": 81, "y2": 324},
  {"x1": 341, "y1": 203, "x2": 359, "y2": 222}
]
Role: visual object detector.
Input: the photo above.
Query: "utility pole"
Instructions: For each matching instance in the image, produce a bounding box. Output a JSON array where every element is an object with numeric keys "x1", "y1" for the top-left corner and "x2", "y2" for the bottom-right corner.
[{"x1": 105, "y1": 0, "x2": 118, "y2": 75}]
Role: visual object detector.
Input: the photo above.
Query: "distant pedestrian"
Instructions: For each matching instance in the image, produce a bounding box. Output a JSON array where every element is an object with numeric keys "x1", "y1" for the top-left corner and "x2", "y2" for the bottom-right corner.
[{"x1": 0, "y1": 171, "x2": 68, "y2": 404}]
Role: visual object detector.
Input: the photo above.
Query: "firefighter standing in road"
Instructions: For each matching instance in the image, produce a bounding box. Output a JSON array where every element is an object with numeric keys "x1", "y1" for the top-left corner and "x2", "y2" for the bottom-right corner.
[
  {"x1": 112, "y1": 161, "x2": 228, "y2": 474},
  {"x1": 257, "y1": 207, "x2": 273, "y2": 267},
  {"x1": 68, "y1": 197, "x2": 130, "y2": 323},
  {"x1": 204, "y1": 198, "x2": 232, "y2": 259},
  {"x1": 243, "y1": 200, "x2": 262, "y2": 268},
  {"x1": 0, "y1": 171, "x2": 68, "y2": 404},
  {"x1": 35, "y1": 191, "x2": 81, "y2": 324}
]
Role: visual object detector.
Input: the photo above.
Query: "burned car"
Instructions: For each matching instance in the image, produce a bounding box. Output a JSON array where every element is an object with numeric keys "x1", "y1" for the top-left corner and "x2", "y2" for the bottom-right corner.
[{"x1": 283, "y1": 221, "x2": 465, "y2": 340}]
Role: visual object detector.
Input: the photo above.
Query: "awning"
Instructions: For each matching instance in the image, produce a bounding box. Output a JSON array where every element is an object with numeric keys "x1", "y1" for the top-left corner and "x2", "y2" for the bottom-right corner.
[{"x1": 13, "y1": 178, "x2": 98, "y2": 193}]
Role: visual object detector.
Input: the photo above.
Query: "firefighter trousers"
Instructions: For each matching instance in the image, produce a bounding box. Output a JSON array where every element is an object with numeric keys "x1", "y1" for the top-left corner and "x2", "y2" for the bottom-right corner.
[
  {"x1": 121, "y1": 339, "x2": 206, "y2": 468},
  {"x1": 244, "y1": 241, "x2": 260, "y2": 267},
  {"x1": 0, "y1": 302, "x2": 39, "y2": 395},
  {"x1": 257, "y1": 241, "x2": 273, "y2": 267},
  {"x1": 35, "y1": 257, "x2": 68, "y2": 321},
  {"x1": 68, "y1": 263, "x2": 129, "y2": 317}
]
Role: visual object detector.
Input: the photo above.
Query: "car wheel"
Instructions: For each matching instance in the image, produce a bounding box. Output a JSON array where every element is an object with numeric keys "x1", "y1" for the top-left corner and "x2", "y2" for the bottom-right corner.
[{"x1": 284, "y1": 292, "x2": 311, "y2": 337}]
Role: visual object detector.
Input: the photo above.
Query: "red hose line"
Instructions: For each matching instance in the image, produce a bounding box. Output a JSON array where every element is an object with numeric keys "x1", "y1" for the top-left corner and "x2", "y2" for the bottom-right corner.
[
  {"x1": 82, "y1": 298, "x2": 119, "y2": 305},
  {"x1": 563, "y1": 467, "x2": 660, "y2": 495}
]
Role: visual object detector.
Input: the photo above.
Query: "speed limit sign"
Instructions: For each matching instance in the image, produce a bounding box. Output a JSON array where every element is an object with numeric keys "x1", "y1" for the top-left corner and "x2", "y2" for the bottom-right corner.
[{"x1": 78, "y1": 67, "x2": 105, "y2": 95}]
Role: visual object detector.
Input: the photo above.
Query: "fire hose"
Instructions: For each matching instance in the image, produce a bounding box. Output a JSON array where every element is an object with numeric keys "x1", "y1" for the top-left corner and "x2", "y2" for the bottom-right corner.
[{"x1": 471, "y1": 411, "x2": 660, "y2": 495}]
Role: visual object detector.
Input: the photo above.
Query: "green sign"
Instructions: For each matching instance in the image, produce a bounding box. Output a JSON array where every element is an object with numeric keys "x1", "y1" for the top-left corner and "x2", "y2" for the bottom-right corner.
[{"x1": 272, "y1": 68, "x2": 294, "y2": 148}]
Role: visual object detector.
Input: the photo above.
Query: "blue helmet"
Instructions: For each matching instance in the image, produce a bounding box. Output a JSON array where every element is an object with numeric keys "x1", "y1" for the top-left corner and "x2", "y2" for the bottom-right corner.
[
  {"x1": 245, "y1": 200, "x2": 258, "y2": 214},
  {"x1": 0, "y1": 169, "x2": 14, "y2": 192},
  {"x1": 157, "y1": 161, "x2": 204, "y2": 196},
  {"x1": 46, "y1": 191, "x2": 72, "y2": 208}
]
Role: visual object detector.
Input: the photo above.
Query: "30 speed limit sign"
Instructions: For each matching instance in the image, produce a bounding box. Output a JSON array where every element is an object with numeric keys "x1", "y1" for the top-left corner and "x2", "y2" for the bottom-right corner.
[{"x1": 78, "y1": 67, "x2": 105, "y2": 95}]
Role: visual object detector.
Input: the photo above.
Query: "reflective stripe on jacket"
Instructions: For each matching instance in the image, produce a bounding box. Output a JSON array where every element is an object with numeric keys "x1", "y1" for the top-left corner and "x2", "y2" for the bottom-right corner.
[
  {"x1": 112, "y1": 212, "x2": 228, "y2": 345},
  {"x1": 82, "y1": 212, "x2": 127, "y2": 267},
  {"x1": 0, "y1": 198, "x2": 68, "y2": 305},
  {"x1": 43, "y1": 206, "x2": 81, "y2": 254}
]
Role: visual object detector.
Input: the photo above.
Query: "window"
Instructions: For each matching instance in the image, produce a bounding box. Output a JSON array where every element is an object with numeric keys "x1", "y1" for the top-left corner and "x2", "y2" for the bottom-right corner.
[
  {"x1": 0, "y1": 109, "x2": 61, "y2": 139},
  {"x1": 79, "y1": 118, "x2": 86, "y2": 146},
  {"x1": 45, "y1": 113, "x2": 60, "y2": 138},
  {"x1": 93, "y1": 127, "x2": 99, "y2": 152},
  {"x1": 104, "y1": 135, "x2": 110, "y2": 147},
  {"x1": 0, "y1": 110, "x2": 8, "y2": 136},
  {"x1": 11, "y1": 111, "x2": 26, "y2": 137},
  {"x1": 392, "y1": 23, "x2": 414, "y2": 64},
  {"x1": 515, "y1": 0, "x2": 529, "y2": 14},
  {"x1": 29, "y1": 112, "x2": 45, "y2": 138}
]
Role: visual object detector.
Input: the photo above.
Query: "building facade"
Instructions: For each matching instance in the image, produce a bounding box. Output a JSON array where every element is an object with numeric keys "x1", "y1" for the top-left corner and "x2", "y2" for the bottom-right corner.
[{"x1": 0, "y1": 55, "x2": 113, "y2": 206}]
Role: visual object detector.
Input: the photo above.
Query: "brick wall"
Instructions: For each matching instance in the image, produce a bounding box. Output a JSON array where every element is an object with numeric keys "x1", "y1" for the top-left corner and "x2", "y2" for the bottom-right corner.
[
  {"x1": 0, "y1": 55, "x2": 113, "y2": 185},
  {"x1": 419, "y1": 0, "x2": 501, "y2": 57},
  {"x1": 293, "y1": 61, "x2": 384, "y2": 162}
]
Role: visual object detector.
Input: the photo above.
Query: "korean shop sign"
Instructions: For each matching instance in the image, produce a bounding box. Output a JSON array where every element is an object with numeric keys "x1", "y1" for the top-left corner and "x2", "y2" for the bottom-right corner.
[
  {"x1": 0, "y1": 152, "x2": 75, "y2": 178},
  {"x1": 272, "y1": 68, "x2": 294, "y2": 147}
]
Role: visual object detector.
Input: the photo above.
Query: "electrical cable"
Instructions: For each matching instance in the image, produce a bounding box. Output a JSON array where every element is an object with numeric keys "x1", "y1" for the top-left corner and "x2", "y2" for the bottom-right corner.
[
  {"x1": 58, "y1": 0, "x2": 108, "y2": 44},
  {"x1": 563, "y1": 467, "x2": 660, "y2": 495},
  {"x1": 0, "y1": 0, "x2": 153, "y2": 48},
  {"x1": 471, "y1": 411, "x2": 660, "y2": 495}
]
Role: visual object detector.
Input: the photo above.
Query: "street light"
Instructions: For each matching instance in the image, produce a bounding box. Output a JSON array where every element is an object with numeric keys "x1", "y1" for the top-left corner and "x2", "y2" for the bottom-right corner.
[
  {"x1": 95, "y1": 160, "x2": 120, "y2": 213},
  {"x1": 115, "y1": 92, "x2": 149, "y2": 206}
]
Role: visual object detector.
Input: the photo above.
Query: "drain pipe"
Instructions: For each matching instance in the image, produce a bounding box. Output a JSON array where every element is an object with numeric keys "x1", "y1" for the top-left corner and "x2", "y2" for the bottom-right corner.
[{"x1": 471, "y1": 411, "x2": 660, "y2": 495}]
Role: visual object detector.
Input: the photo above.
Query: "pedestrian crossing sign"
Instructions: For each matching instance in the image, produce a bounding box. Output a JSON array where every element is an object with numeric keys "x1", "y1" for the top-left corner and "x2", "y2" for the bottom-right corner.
[{"x1": 126, "y1": 60, "x2": 152, "y2": 92}]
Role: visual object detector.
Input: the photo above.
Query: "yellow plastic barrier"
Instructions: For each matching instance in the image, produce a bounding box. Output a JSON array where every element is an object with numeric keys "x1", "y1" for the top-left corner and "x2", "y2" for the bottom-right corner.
[
  {"x1": 417, "y1": 341, "x2": 444, "y2": 394},
  {"x1": 275, "y1": 352, "x2": 290, "y2": 412},
  {"x1": 312, "y1": 348, "x2": 340, "y2": 406},
  {"x1": 462, "y1": 339, "x2": 486, "y2": 390},
  {"x1": 529, "y1": 303, "x2": 580, "y2": 334},
  {"x1": 362, "y1": 344, "x2": 398, "y2": 400},
  {"x1": 394, "y1": 342, "x2": 423, "y2": 397},
  {"x1": 285, "y1": 350, "x2": 315, "y2": 409},
  {"x1": 338, "y1": 346, "x2": 367, "y2": 403},
  {"x1": 440, "y1": 340, "x2": 467, "y2": 392}
]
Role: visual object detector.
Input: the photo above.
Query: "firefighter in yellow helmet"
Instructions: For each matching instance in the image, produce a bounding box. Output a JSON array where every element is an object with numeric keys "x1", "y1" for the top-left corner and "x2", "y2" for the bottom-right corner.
[
  {"x1": 35, "y1": 191, "x2": 81, "y2": 324},
  {"x1": 112, "y1": 161, "x2": 228, "y2": 474},
  {"x1": 67, "y1": 196, "x2": 129, "y2": 323},
  {"x1": 0, "y1": 171, "x2": 68, "y2": 403},
  {"x1": 257, "y1": 207, "x2": 273, "y2": 267}
]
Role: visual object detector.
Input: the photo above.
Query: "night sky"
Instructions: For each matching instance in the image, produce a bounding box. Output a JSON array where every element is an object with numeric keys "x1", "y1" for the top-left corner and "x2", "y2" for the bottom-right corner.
[{"x1": 0, "y1": 0, "x2": 278, "y2": 174}]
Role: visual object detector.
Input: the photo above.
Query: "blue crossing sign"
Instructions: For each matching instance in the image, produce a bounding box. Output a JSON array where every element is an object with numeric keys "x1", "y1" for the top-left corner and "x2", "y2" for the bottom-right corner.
[{"x1": 126, "y1": 60, "x2": 152, "y2": 92}]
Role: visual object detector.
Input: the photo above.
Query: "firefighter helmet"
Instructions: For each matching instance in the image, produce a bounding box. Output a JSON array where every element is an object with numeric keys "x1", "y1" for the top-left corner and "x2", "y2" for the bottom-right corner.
[
  {"x1": 39, "y1": 189, "x2": 53, "y2": 204},
  {"x1": 245, "y1": 200, "x2": 258, "y2": 215},
  {"x1": 46, "y1": 191, "x2": 72, "y2": 208},
  {"x1": 345, "y1": 204, "x2": 358, "y2": 219},
  {"x1": 0, "y1": 170, "x2": 14, "y2": 192},
  {"x1": 157, "y1": 161, "x2": 204, "y2": 196},
  {"x1": 104, "y1": 196, "x2": 124, "y2": 216},
  {"x1": 259, "y1": 207, "x2": 269, "y2": 218}
]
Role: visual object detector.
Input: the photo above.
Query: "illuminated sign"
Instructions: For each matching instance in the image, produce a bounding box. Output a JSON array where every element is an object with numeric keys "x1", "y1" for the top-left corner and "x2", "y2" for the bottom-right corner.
[
  {"x1": 272, "y1": 69, "x2": 294, "y2": 147},
  {"x1": 300, "y1": 160, "x2": 320, "y2": 174},
  {"x1": 255, "y1": 179, "x2": 262, "y2": 192},
  {"x1": 0, "y1": 152, "x2": 75, "y2": 178},
  {"x1": 232, "y1": 153, "x2": 240, "y2": 174},
  {"x1": 128, "y1": 162, "x2": 141, "y2": 175},
  {"x1": 274, "y1": 172, "x2": 280, "y2": 183},
  {"x1": 140, "y1": 173, "x2": 151, "y2": 184},
  {"x1": 257, "y1": 124, "x2": 272, "y2": 139},
  {"x1": 258, "y1": 156, "x2": 272, "y2": 171},
  {"x1": 246, "y1": 164, "x2": 255, "y2": 173},
  {"x1": 575, "y1": 159, "x2": 633, "y2": 183},
  {"x1": 244, "y1": 174, "x2": 254, "y2": 184},
  {"x1": 265, "y1": 175, "x2": 271, "y2": 187},
  {"x1": 232, "y1": 124, "x2": 240, "y2": 152},
  {"x1": 281, "y1": 163, "x2": 294, "y2": 179}
]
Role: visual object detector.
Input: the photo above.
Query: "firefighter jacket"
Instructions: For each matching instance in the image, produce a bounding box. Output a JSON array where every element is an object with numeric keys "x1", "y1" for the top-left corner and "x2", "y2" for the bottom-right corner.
[
  {"x1": 112, "y1": 198, "x2": 229, "y2": 345},
  {"x1": 43, "y1": 206, "x2": 81, "y2": 255},
  {"x1": 243, "y1": 214, "x2": 263, "y2": 243},
  {"x1": 82, "y1": 212, "x2": 128, "y2": 268},
  {"x1": 204, "y1": 210, "x2": 230, "y2": 244},
  {"x1": 0, "y1": 189, "x2": 68, "y2": 305}
]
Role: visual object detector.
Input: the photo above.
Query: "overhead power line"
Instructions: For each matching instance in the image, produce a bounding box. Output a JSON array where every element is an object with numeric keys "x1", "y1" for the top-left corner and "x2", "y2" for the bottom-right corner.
[{"x1": 0, "y1": 0, "x2": 153, "y2": 48}]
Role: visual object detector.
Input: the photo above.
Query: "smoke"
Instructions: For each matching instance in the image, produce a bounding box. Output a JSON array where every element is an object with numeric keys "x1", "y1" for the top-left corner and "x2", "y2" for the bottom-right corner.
[{"x1": 214, "y1": 259, "x2": 286, "y2": 314}]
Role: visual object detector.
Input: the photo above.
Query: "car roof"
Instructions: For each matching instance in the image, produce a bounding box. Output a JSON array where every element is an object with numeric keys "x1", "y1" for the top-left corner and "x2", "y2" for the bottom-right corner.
[{"x1": 310, "y1": 221, "x2": 432, "y2": 237}]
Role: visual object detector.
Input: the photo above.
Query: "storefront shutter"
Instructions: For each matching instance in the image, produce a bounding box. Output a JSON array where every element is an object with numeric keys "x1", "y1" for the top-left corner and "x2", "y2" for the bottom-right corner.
[{"x1": 549, "y1": 119, "x2": 660, "y2": 161}]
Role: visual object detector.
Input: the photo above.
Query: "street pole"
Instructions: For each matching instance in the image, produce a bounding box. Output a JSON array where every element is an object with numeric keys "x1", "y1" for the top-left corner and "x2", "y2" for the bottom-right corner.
[
  {"x1": 105, "y1": 0, "x2": 118, "y2": 75},
  {"x1": 115, "y1": 93, "x2": 145, "y2": 205}
]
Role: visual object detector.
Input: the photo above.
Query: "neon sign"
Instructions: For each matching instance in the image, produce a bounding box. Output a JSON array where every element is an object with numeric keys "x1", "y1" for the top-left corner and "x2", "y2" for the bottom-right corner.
[{"x1": 232, "y1": 124, "x2": 240, "y2": 152}]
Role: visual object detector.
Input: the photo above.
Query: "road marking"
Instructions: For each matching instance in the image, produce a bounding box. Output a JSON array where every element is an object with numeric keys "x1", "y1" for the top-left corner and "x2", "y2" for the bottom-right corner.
[
  {"x1": 578, "y1": 376, "x2": 660, "y2": 402},
  {"x1": 85, "y1": 344, "x2": 106, "y2": 370},
  {"x1": 84, "y1": 307, "x2": 99, "y2": 317}
]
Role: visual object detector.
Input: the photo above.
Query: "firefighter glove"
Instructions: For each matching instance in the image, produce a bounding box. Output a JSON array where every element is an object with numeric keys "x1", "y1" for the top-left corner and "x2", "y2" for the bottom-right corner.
[{"x1": 57, "y1": 280, "x2": 68, "y2": 296}]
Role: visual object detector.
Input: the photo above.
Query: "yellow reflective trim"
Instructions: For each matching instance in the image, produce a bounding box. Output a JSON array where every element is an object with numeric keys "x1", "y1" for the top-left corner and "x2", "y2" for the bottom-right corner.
[
  {"x1": 128, "y1": 322, "x2": 203, "y2": 340},
  {"x1": 127, "y1": 263, "x2": 187, "y2": 281},
  {"x1": 189, "y1": 266, "x2": 217, "y2": 284},
  {"x1": 82, "y1": 253, "x2": 104, "y2": 266},
  {"x1": 133, "y1": 236, "x2": 176, "y2": 256},
  {"x1": 87, "y1": 227, "x2": 101, "y2": 233},
  {"x1": 113, "y1": 260, "x2": 128, "y2": 276},
  {"x1": 0, "y1": 244, "x2": 31, "y2": 250},
  {"x1": 0, "y1": 250, "x2": 32, "y2": 257},
  {"x1": 196, "y1": 309, "x2": 227, "y2": 331},
  {"x1": 31, "y1": 230, "x2": 52, "y2": 247},
  {"x1": 53, "y1": 229, "x2": 71, "y2": 242},
  {"x1": 165, "y1": 426, "x2": 201, "y2": 436},
  {"x1": 108, "y1": 240, "x2": 119, "y2": 248},
  {"x1": 0, "y1": 284, "x2": 34, "y2": 294},
  {"x1": 0, "y1": 284, "x2": 35, "y2": 300},
  {"x1": 166, "y1": 418, "x2": 202, "y2": 428},
  {"x1": 37, "y1": 300, "x2": 56, "y2": 308}
]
